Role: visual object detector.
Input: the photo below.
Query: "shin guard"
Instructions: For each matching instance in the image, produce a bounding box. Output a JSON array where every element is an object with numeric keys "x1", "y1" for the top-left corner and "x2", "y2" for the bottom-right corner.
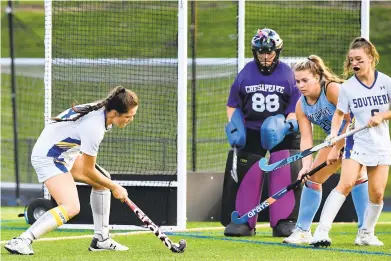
[
  {"x1": 268, "y1": 150, "x2": 302, "y2": 228},
  {"x1": 91, "y1": 189, "x2": 111, "y2": 241},
  {"x1": 352, "y1": 178, "x2": 369, "y2": 229},
  {"x1": 296, "y1": 181, "x2": 322, "y2": 231},
  {"x1": 21, "y1": 205, "x2": 69, "y2": 241}
]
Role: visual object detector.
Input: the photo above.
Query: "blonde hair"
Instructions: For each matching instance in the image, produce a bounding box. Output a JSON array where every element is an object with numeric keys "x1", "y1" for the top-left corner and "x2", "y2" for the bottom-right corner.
[
  {"x1": 343, "y1": 37, "x2": 379, "y2": 78},
  {"x1": 294, "y1": 55, "x2": 344, "y2": 84}
]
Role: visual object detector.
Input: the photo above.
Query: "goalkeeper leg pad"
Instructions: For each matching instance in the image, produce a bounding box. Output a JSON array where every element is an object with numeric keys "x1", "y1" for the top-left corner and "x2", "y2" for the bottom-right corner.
[
  {"x1": 221, "y1": 150, "x2": 264, "y2": 236},
  {"x1": 268, "y1": 150, "x2": 302, "y2": 237}
]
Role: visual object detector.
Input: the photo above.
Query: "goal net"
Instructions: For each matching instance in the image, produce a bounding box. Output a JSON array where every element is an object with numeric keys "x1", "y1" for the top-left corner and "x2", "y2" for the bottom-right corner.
[
  {"x1": 44, "y1": 0, "x2": 187, "y2": 229},
  {"x1": 40, "y1": 0, "x2": 362, "y2": 228}
]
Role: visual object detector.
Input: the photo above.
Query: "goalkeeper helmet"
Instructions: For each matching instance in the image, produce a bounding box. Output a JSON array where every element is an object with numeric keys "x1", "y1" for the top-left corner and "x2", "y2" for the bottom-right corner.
[{"x1": 251, "y1": 28, "x2": 283, "y2": 74}]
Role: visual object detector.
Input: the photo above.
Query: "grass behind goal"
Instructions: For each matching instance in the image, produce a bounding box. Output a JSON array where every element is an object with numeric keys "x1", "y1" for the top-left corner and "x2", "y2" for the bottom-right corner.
[{"x1": 1, "y1": 207, "x2": 391, "y2": 261}]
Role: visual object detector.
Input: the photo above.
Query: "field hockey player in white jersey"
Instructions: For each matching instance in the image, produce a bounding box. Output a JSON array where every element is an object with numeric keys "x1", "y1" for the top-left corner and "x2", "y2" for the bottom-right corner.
[
  {"x1": 311, "y1": 37, "x2": 391, "y2": 247},
  {"x1": 5, "y1": 86, "x2": 139, "y2": 255},
  {"x1": 283, "y1": 55, "x2": 368, "y2": 245}
]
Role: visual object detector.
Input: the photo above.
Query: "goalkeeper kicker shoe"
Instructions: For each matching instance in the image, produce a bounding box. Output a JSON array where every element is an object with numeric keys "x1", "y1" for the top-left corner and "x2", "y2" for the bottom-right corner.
[
  {"x1": 224, "y1": 221, "x2": 256, "y2": 237},
  {"x1": 4, "y1": 237, "x2": 34, "y2": 255},
  {"x1": 89, "y1": 237, "x2": 129, "y2": 251},
  {"x1": 310, "y1": 225, "x2": 331, "y2": 247},
  {"x1": 283, "y1": 228, "x2": 312, "y2": 244},
  {"x1": 273, "y1": 219, "x2": 296, "y2": 237},
  {"x1": 355, "y1": 229, "x2": 384, "y2": 246}
]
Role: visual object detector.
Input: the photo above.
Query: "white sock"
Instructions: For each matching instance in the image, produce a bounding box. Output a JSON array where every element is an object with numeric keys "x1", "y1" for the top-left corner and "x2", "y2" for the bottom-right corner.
[
  {"x1": 21, "y1": 205, "x2": 69, "y2": 241},
  {"x1": 361, "y1": 201, "x2": 383, "y2": 233},
  {"x1": 318, "y1": 189, "x2": 346, "y2": 230},
  {"x1": 90, "y1": 189, "x2": 111, "y2": 241}
]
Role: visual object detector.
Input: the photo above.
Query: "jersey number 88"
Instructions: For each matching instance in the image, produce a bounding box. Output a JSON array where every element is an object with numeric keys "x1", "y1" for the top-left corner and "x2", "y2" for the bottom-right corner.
[{"x1": 252, "y1": 93, "x2": 280, "y2": 113}]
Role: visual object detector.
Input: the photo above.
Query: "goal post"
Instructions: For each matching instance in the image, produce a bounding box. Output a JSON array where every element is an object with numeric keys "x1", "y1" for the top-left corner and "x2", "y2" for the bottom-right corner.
[{"x1": 177, "y1": 0, "x2": 188, "y2": 230}]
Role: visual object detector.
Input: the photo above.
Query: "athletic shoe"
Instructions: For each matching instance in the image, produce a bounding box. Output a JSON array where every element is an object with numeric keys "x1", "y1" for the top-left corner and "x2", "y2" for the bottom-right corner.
[
  {"x1": 355, "y1": 229, "x2": 384, "y2": 246},
  {"x1": 89, "y1": 237, "x2": 129, "y2": 251},
  {"x1": 310, "y1": 225, "x2": 331, "y2": 247},
  {"x1": 4, "y1": 237, "x2": 34, "y2": 255},
  {"x1": 283, "y1": 228, "x2": 312, "y2": 244}
]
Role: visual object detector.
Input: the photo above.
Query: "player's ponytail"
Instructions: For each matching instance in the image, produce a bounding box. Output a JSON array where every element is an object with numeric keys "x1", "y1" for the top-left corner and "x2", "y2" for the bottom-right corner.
[
  {"x1": 343, "y1": 37, "x2": 379, "y2": 78},
  {"x1": 308, "y1": 55, "x2": 344, "y2": 84},
  {"x1": 52, "y1": 86, "x2": 139, "y2": 122},
  {"x1": 294, "y1": 55, "x2": 344, "y2": 84}
]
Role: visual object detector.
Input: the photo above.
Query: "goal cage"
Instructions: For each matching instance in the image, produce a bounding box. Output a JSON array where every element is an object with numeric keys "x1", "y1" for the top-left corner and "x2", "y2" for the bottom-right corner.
[{"x1": 42, "y1": 0, "x2": 368, "y2": 230}]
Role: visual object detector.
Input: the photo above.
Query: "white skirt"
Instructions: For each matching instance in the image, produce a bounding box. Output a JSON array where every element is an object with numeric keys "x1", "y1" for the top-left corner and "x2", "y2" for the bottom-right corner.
[
  {"x1": 343, "y1": 149, "x2": 391, "y2": 166},
  {"x1": 31, "y1": 156, "x2": 74, "y2": 183}
]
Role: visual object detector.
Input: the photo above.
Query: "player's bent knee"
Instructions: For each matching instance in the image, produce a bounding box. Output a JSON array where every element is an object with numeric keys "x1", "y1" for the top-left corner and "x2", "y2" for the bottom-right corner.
[
  {"x1": 336, "y1": 182, "x2": 354, "y2": 195},
  {"x1": 63, "y1": 202, "x2": 80, "y2": 218},
  {"x1": 307, "y1": 174, "x2": 326, "y2": 184},
  {"x1": 308, "y1": 166, "x2": 334, "y2": 184},
  {"x1": 369, "y1": 190, "x2": 384, "y2": 203}
]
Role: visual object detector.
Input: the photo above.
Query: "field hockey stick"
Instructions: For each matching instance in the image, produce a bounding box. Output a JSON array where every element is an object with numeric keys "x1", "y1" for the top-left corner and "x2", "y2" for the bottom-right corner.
[
  {"x1": 231, "y1": 147, "x2": 238, "y2": 183},
  {"x1": 95, "y1": 164, "x2": 186, "y2": 253},
  {"x1": 231, "y1": 161, "x2": 327, "y2": 225},
  {"x1": 258, "y1": 124, "x2": 368, "y2": 172},
  {"x1": 124, "y1": 198, "x2": 186, "y2": 253}
]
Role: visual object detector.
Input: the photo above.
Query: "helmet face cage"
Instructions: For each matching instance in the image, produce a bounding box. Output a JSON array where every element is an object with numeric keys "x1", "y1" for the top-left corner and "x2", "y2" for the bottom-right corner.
[{"x1": 251, "y1": 28, "x2": 283, "y2": 74}]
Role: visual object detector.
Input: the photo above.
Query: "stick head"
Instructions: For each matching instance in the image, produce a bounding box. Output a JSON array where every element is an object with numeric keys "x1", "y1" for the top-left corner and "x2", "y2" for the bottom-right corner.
[
  {"x1": 171, "y1": 239, "x2": 186, "y2": 253},
  {"x1": 231, "y1": 211, "x2": 245, "y2": 224}
]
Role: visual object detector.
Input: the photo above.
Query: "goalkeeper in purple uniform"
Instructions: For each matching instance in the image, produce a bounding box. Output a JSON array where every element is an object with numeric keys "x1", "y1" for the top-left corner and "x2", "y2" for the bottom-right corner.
[{"x1": 222, "y1": 28, "x2": 302, "y2": 237}]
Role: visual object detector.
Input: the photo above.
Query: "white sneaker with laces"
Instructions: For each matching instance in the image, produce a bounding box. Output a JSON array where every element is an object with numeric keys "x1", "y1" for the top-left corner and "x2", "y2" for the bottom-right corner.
[
  {"x1": 4, "y1": 237, "x2": 34, "y2": 255},
  {"x1": 309, "y1": 225, "x2": 331, "y2": 247},
  {"x1": 354, "y1": 231, "x2": 362, "y2": 245},
  {"x1": 89, "y1": 237, "x2": 129, "y2": 251},
  {"x1": 355, "y1": 229, "x2": 384, "y2": 246},
  {"x1": 283, "y1": 228, "x2": 312, "y2": 244}
]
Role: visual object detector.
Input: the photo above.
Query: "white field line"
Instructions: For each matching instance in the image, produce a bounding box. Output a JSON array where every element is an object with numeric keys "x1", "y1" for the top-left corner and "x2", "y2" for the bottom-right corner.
[
  {"x1": 1, "y1": 222, "x2": 390, "y2": 245},
  {"x1": 0, "y1": 224, "x2": 267, "y2": 244}
]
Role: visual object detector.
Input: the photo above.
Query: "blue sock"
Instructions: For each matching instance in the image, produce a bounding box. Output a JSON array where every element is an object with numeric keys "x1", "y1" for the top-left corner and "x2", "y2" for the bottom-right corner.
[
  {"x1": 296, "y1": 182, "x2": 322, "y2": 231},
  {"x1": 351, "y1": 180, "x2": 368, "y2": 229}
]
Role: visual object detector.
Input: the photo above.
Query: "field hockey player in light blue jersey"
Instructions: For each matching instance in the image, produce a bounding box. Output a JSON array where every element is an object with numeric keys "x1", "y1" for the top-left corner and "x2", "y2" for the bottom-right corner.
[{"x1": 283, "y1": 55, "x2": 368, "y2": 245}]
